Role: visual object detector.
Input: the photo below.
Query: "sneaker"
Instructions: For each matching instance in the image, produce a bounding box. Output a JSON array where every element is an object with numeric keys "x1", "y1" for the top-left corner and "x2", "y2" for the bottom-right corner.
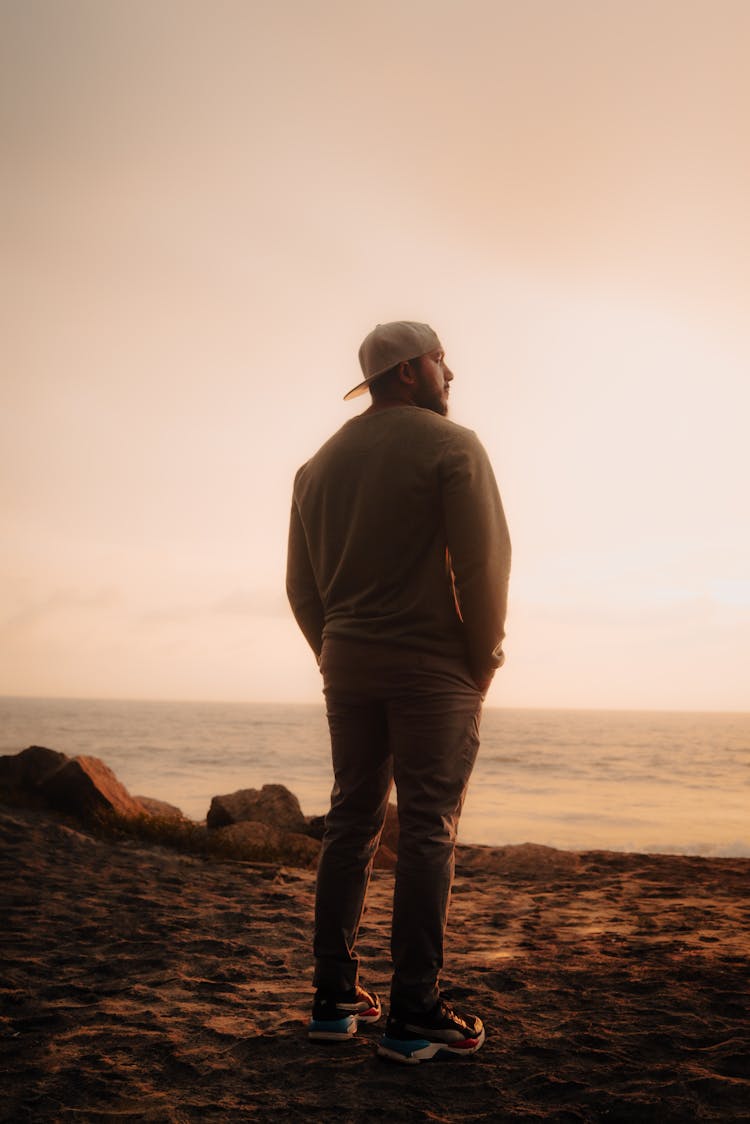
[
  {"x1": 377, "y1": 999, "x2": 485, "y2": 1064},
  {"x1": 308, "y1": 985, "x2": 382, "y2": 1041}
]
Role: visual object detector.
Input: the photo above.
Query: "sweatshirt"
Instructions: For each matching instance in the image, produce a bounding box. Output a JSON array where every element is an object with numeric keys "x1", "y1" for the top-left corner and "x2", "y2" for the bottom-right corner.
[{"x1": 286, "y1": 404, "x2": 511, "y2": 681}]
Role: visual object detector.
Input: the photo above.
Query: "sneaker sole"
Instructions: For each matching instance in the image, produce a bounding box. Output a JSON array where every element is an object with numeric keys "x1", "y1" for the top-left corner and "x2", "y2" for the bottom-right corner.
[
  {"x1": 308, "y1": 1004, "x2": 382, "y2": 1042},
  {"x1": 377, "y1": 1027, "x2": 485, "y2": 1064},
  {"x1": 308, "y1": 1014, "x2": 357, "y2": 1041}
]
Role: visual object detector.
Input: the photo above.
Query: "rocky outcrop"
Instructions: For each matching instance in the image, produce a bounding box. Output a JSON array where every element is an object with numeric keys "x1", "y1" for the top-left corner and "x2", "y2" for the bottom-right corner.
[
  {"x1": 0, "y1": 747, "x2": 179, "y2": 825},
  {"x1": 206, "y1": 785, "x2": 320, "y2": 867},
  {"x1": 0, "y1": 747, "x2": 400, "y2": 871},
  {"x1": 206, "y1": 785, "x2": 306, "y2": 833},
  {"x1": 205, "y1": 786, "x2": 402, "y2": 869}
]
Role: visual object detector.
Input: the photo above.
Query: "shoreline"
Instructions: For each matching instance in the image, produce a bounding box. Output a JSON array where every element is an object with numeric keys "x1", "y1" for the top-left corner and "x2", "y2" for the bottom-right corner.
[{"x1": 1, "y1": 700, "x2": 747, "y2": 860}]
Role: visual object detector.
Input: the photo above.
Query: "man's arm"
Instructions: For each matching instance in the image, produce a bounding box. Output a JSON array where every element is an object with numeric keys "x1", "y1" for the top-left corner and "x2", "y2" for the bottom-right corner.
[
  {"x1": 286, "y1": 496, "x2": 325, "y2": 661},
  {"x1": 442, "y1": 430, "x2": 511, "y2": 688}
]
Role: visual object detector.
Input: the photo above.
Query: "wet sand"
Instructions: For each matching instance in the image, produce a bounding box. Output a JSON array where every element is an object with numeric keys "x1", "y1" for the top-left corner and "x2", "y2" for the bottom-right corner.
[{"x1": 1, "y1": 805, "x2": 749, "y2": 1122}]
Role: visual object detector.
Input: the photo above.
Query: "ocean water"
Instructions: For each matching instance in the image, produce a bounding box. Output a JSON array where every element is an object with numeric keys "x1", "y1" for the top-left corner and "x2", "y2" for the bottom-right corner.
[{"x1": 1, "y1": 697, "x2": 748, "y2": 858}]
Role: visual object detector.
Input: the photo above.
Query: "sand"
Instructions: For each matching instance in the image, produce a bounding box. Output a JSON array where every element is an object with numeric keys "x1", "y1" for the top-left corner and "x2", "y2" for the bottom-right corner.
[{"x1": 1, "y1": 804, "x2": 749, "y2": 1122}]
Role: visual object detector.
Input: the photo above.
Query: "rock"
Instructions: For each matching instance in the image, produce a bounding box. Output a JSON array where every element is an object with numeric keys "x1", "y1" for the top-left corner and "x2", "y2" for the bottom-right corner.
[
  {"x1": 280, "y1": 832, "x2": 322, "y2": 867},
  {"x1": 206, "y1": 784, "x2": 306, "y2": 833},
  {"x1": 305, "y1": 814, "x2": 326, "y2": 840},
  {"x1": 457, "y1": 842, "x2": 582, "y2": 880},
  {"x1": 373, "y1": 843, "x2": 397, "y2": 871},
  {"x1": 38, "y1": 755, "x2": 146, "y2": 823},
  {"x1": 135, "y1": 796, "x2": 186, "y2": 821},
  {"x1": 0, "y1": 745, "x2": 70, "y2": 791},
  {"x1": 380, "y1": 802, "x2": 399, "y2": 853},
  {"x1": 211, "y1": 820, "x2": 320, "y2": 867},
  {"x1": 215, "y1": 820, "x2": 283, "y2": 848},
  {"x1": 0, "y1": 747, "x2": 147, "y2": 824}
]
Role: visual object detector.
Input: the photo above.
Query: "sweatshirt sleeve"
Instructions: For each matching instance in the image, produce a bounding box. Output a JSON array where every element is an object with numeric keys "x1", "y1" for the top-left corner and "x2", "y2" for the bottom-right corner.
[
  {"x1": 286, "y1": 493, "x2": 325, "y2": 661},
  {"x1": 441, "y1": 429, "x2": 511, "y2": 681}
]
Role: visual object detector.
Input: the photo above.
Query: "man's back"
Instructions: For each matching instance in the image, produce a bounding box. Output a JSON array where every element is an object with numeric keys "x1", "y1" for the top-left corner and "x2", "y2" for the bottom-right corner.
[{"x1": 288, "y1": 404, "x2": 509, "y2": 675}]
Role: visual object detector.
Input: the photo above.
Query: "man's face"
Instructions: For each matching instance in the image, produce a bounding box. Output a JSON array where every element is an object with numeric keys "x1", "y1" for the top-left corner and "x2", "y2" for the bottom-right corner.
[{"x1": 411, "y1": 349, "x2": 454, "y2": 415}]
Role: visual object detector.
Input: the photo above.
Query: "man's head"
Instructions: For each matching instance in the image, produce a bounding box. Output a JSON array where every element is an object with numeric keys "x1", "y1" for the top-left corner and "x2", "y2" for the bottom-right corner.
[{"x1": 345, "y1": 320, "x2": 454, "y2": 416}]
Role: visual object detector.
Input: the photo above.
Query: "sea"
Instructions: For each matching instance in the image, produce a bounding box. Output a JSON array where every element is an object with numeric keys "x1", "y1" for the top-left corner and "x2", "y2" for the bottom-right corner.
[{"x1": 1, "y1": 697, "x2": 748, "y2": 858}]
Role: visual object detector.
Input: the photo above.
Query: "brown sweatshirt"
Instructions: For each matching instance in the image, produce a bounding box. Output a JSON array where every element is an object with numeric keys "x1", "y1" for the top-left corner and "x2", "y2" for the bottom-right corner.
[{"x1": 286, "y1": 405, "x2": 511, "y2": 681}]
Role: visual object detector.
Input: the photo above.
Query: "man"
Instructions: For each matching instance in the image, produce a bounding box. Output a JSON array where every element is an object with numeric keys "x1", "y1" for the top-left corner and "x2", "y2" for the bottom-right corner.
[{"x1": 286, "y1": 320, "x2": 511, "y2": 1064}]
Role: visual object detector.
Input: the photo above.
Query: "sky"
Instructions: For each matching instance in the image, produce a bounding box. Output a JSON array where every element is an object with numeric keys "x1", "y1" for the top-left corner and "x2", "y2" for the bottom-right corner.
[{"x1": 1, "y1": 0, "x2": 748, "y2": 711}]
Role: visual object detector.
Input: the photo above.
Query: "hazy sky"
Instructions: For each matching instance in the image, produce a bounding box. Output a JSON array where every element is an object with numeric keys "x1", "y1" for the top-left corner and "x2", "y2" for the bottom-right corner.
[{"x1": 2, "y1": 0, "x2": 748, "y2": 710}]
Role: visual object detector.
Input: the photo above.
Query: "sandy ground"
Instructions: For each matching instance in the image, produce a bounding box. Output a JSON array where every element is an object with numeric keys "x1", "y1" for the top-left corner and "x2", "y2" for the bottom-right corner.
[{"x1": 1, "y1": 804, "x2": 749, "y2": 1123}]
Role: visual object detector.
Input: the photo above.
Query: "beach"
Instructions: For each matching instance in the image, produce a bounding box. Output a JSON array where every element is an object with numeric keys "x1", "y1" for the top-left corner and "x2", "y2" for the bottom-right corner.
[
  {"x1": 2, "y1": 698, "x2": 747, "y2": 857},
  {"x1": 2, "y1": 803, "x2": 749, "y2": 1122}
]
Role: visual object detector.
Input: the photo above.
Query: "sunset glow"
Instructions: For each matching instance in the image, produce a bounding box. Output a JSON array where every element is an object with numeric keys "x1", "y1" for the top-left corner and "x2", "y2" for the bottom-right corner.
[{"x1": 1, "y1": 1, "x2": 748, "y2": 710}]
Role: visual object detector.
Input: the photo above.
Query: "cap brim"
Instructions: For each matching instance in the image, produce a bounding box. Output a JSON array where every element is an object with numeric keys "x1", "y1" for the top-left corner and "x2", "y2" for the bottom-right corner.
[{"x1": 343, "y1": 378, "x2": 371, "y2": 401}]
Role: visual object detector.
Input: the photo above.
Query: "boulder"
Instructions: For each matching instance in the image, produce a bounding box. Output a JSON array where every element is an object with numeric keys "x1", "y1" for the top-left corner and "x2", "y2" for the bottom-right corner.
[
  {"x1": 279, "y1": 831, "x2": 323, "y2": 867},
  {"x1": 212, "y1": 820, "x2": 320, "y2": 867},
  {"x1": 38, "y1": 755, "x2": 146, "y2": 822},
  {"x1": 0, "y1": 747, "x2": 149, "y2": 824},
  {"x1": 135, "y1": 796, "x2": 186, "y2": 821},
  {"x1": 0, "y1": 745, "x2": 70, "y2": 791},
  {"x1": 215, "y1": 820, "x2": 283, "y2": 848},
  {"x1": 206, "y1": 784, "x2": 306, "y2": 833}
]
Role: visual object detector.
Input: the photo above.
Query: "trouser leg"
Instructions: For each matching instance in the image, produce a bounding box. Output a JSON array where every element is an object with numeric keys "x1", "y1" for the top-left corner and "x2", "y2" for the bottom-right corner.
[
  {"x1": 388, "y1": 685, "x2": 482, "y2": 1013},
  {"x1": 314, "y1": 638, "x2": 482, "y2": 1006},
  {"x1": 312, "y1": 693, "x2": 393, "y2": 994}
]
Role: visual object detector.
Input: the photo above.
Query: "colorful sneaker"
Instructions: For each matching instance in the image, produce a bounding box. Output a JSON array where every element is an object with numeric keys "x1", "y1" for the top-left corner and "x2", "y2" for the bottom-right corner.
[
  {"x1": 308, "y1": 985, "x2": 382, "y2": 1041},
  {"x1": 377, "y1": 999, "x2": 485, "y2": 1064}
]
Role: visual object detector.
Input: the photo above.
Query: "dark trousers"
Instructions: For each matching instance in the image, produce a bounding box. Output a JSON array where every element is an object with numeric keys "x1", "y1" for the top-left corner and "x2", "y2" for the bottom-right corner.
[{"x1": 313, "y1": 637, "x2": 483, "y2": 1013}]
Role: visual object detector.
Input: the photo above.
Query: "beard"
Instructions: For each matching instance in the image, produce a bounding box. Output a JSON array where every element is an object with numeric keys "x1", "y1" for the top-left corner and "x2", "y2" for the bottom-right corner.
[{"x1": 413, "y1": 378, "x2": 449, "y2": 416}]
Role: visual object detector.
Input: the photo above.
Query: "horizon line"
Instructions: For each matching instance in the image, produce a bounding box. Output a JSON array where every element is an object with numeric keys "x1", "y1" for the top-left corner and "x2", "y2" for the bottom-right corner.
[{"x1": 1, "y1": 693, "x2": 748, "y2": 718}]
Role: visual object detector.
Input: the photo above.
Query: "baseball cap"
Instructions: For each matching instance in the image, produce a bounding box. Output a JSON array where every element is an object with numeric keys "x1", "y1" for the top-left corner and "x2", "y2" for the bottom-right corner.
[{"x1": 344, "y1": 320, "x2": 442, "y2": 400}]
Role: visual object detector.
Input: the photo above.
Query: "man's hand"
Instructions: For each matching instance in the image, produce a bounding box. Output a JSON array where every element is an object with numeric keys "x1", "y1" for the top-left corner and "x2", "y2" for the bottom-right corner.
[{"x1": 472, "y1": 669, "x2": 495, "y2": 698}]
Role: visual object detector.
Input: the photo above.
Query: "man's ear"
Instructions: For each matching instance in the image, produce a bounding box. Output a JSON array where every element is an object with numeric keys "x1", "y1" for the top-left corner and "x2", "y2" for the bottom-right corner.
[{"x1": 397, "y1": 360, "x2": 417, "y2": 387}]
